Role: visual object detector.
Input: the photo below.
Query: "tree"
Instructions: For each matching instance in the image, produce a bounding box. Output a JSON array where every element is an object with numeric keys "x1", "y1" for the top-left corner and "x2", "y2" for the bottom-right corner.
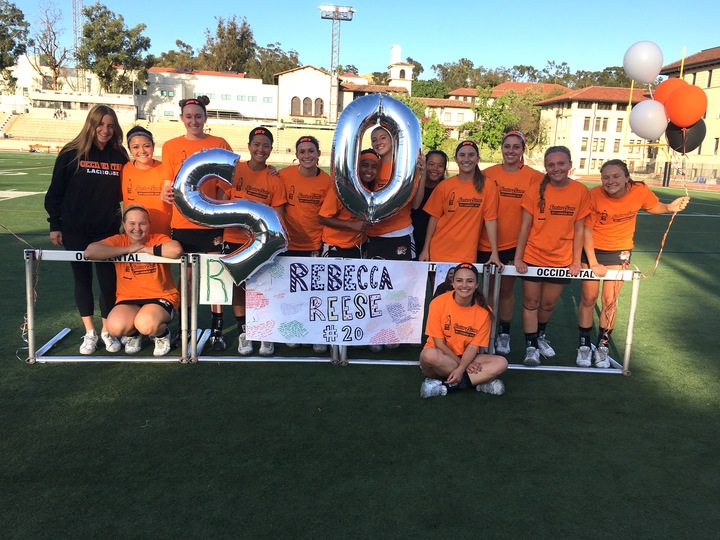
[
  {"x1": 412, "y1": 79, "x2": 447, "y2": 98},
  {"x1": 540, "y1": 60, "x2": 572, "y2": 86},
  {"x1": 0, "y1": 0, "x2": 31, "y2": 88},
  {"x1": 29, "y1": 2, "x2": 70, "y2": 90},
  {"x1": 431, "y1": 58, "x2": 475, "y2": 90},
  {"x1": 406, "y1": 56, "x2": 423, "y2": 79},
  {"x1": 421, "y1": 111, "x2": 446, "y2": 150},
  {"x1": 197, "y1": 16, "x2": 256, "y2": 72},
  {"x1": 246, "y1": 43, "x2": 300, "y2": 84},
  {"x1": 391, "y1": 92, "x2": 426, "y2": 120},
  {"x1": 509, "y1": 64, "x2": 540, "y2": 83},
  {"x1": 371, "y1": 71, "x2": 389, "y2": 85},
  {"x1": 154, "y1": 40, "x2": 199, "y2": 70},
  {"x1": 341, "y1": 64, "x2": 358, "y2": 75},
  {"x1": 77, "y1": 2, "x2": 151, "y2": 93},
  {"x1": 463, "y1": 87, "x2": 519, "y2": 153}
]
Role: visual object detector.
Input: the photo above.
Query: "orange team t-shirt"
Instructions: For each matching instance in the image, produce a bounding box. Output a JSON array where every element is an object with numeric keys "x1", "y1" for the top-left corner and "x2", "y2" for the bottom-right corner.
[
  {"x1": 122, "y1": 160, "x2": 172, "y2": 236},
  {"x1": 520, "y1": 180, "x2": 590, "y2": 267},
  {"x1": 478, "y1": 164, "x2": 544, "y2": 251},
  {"x1": 102, "y1": 233, "x2": 180, "y2": 308},
  {"x1": 584, "y1": 183, "x2": 660, "y2": 251},
  {"x1": 223, "y1": 161, "x2": 287, "y2": 245},
  {"x1": 422, "y1": 175, "x2": 499, "y2": 263},
  {"x1": 280, "y1": 165, "x2": 333, "y2": 251},
  {"x1": 161, "y1": 134, "x2": 233, "y2": 230},
  {"x1": 319, "y1": 189, "x2": 367, "y2": 249},
  {"x1": 424, "y1": 291, "x2": 492, "y2": 355},
  {"x1": 368, "y1": 161, "x2": 413, "y2": 237}
]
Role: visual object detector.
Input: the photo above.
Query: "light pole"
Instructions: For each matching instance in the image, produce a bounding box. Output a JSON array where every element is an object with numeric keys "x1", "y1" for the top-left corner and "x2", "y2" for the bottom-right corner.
[{"x1": 318, "y1": 5, "x2": 355, "y2": 124}]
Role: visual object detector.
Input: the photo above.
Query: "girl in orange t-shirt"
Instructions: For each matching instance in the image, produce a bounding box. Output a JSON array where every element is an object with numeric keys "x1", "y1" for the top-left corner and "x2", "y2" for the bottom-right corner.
[
  {"x1": 479, "y1": 131, "x2": 544, "y2": 356},
  {"x1": 514, "y1": 146, "x2": 590, "y2": 367},
  {"x1": 122, "y1": 126, "x2": 171, "y2": 236},
  {"x1": 225, "y1": 127, "x2": 286, "y2": 358},
  {"x1": 159, "y1": 96, "x2": 233, "y2": 352},
  {"x1": 419, "y1": 263, "x2": 508, "y2": 398},
  {"x1": 419, "y1": 140, "x2": 502, "y2": 266},
  {"x1": 280, "y1": 135, "x2": 332, "y2": 256},
  {"x1": 84, "y1": 206, "x2": 182, "y2": 357},
  {"x1": 576, "y1": 159, "x2": 689, "y2": 368}
]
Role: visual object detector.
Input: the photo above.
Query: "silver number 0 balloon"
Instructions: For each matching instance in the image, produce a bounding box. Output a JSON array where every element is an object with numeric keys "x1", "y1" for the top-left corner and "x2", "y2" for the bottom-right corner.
[
  {"x1": 173, "y1": 148, "x2": 288, "y2": 284},
  {"x1": 332, "y1": 94, "x2": 422, "y2": 223}
]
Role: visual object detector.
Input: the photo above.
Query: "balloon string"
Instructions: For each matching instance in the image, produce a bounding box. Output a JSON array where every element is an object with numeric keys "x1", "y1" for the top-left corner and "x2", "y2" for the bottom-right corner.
[{"x1": 651, "y1": 152, "x2": 688, "y2": 275}]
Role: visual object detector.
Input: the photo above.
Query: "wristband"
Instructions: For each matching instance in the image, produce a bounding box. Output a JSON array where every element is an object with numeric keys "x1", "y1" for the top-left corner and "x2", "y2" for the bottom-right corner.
[{"x1": 153, "y1": 244, "x2": 162, "y2": 257}]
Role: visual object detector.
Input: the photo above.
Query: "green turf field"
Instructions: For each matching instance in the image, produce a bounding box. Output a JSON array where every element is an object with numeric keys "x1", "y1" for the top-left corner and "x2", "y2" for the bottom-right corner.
[{"x1": 1, "y1": 151, "x2": 718, "y2": 538}]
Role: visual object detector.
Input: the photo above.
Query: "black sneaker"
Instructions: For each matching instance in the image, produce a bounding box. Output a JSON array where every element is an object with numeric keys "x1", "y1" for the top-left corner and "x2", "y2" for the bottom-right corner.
[{"x1": 208, "y1": 332, "x2": 226, "y2": 352}]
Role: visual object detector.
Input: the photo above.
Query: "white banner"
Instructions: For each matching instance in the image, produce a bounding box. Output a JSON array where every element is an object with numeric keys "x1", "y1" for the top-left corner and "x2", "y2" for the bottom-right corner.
[
  {"x1": 245, "y1": 257, "x2": 429, "y2": 346},
  {"x1": 198, "y1": 255, "x2": 235, "y2": 305}
]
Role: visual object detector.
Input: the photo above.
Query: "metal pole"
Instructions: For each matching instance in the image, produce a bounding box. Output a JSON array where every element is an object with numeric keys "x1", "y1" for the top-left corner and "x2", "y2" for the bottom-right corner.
[
  {"x1": 191, "y1": 254, "x2": 200, "y2": 362},
  {"x1": 622, "y1": 270, "x2": 642, "y2": 375},
  {"x1": 24, "y1": 249, "x2": 37, "y2": 363},
  {"x1": 180, "y1": 254, "x2": 188, "y2": 363}
]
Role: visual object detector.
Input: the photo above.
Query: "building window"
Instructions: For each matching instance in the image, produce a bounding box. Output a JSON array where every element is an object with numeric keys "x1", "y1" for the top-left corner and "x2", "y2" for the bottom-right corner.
[
  {"x1": 616, "y1": 118, "x2": 623, "y2": 132},
  {"x1": 457, "y1": 113, "x2": 464, "y2": 122},
  {"x1": 616, "y1": 104, "x2": 627, "y2": 111},
  {"x1": 163, "y1": 110, "x2": 174, "y2": 116},
  {"x1": 597, "y1": 103, "x2": 612, "y2": 110},
  {"x1": 595, "y1": 117, "x2": 601, "y2": 131},
  {"x1": 599, "y1": 139, "x2": 606, "y2": 152},
  {"x1": 221, "y1": 94, "x2": 231, "y2": 100},
  {"x1": 583, "y1": 117, "x2": 591, "y2": 131},
  {"x1": 314, "y1": 98, "x2": 324, "y2": 116},
  {"x1": 237, "y1": 95, "x2": 247, "y2": 101},
  {"x1": 592, "y1": 138, "x2": 598, "y2": 151},
  {"x1": 714, "y1": 137, "x2": 719, "y2": 154},
  {"x1": 580, "y1": 158, "x2": 586, "y2": 169},
  {"x1": 614, "y1": 139, "x2": 621, "y2": 152},
  {"x1": 303, "y1": 97, "x2": 312, "y2": 116},
  {"x1": 248, "y1": 96, "x2": 257, "y2": 102},
  {"x1": 591, "y1": 159, "x2": 597, "y2": 169},
  {"x1": 399, "y1": 69, "x2": 406, "y2": 78},
  {"x1": 263, "y1": 97, "x2": 273, "y2": 103},
  {"x1": 444, "y1": 112, "x2": 451, "y2": 122},
  {"x1": 291, "y1": 97, "x2": 300, "y2": 116},
  {"x1": 161, "y1": 90, "x2": 175, "y2": 97},
  {"x1": 602, "y1": 118, "x2": 608, "y2": 131},
  {"x1": 581, "y1": 137, "x2": 588, "y2": 151},
  {"x1": 708, "y1": 70, "x2": 713, "y2": 88},
  {"x1": 578, "y1": 101, "x2": 592, "y2": 109}
]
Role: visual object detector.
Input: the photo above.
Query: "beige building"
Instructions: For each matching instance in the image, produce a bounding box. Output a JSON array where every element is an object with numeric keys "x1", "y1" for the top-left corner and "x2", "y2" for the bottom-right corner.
[
  {"x1": 536, "y1": 86, "x2": 651, "y2": 175},
  {"x1": 660, "y1": 46, "x2": 720, "y2": 182}
]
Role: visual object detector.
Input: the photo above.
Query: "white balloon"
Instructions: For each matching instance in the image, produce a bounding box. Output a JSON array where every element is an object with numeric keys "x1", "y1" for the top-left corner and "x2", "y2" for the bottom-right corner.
[
  {"x1": 629, "y1": 100, "x2": 668, "y2": 141},
  {"x1": 623, "y1": 41, "x2": 664, "y2": 84}
]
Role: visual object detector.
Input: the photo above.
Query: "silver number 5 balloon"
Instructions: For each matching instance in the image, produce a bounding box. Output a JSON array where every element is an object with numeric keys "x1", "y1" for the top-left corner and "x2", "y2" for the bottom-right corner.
[
  {"x1": 173, "y1": 148, "x2": 288, "y2": 284},
  {"x1": 332, "y1": 93, "x2": 422, "y2": 223}
]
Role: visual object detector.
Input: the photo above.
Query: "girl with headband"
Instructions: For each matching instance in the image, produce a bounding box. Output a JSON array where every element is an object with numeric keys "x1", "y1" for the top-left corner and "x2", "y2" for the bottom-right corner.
[{"x1": 479, "y1": 131, "x2": 544, "y2": 356}]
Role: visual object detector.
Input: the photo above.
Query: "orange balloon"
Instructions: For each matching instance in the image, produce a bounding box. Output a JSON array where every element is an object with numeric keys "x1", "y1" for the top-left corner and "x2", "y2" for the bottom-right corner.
[
  {"x1": 654, "y1": 78, "x2": 688, "y2": 105},
  {"x1": 665, "y1": 85, "x2": 708, "y2": 128}
]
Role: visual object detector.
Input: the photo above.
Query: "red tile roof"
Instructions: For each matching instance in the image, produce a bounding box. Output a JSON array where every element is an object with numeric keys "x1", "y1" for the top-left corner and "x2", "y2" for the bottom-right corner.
[
  {"x1": 416, "y1": 97, "x2": 474, "y2": 109},
  {"x1": 661, "y1": 46, "x2": 720, "y2": 74},
  {"x1": 534, "y1": 86, "x2": 649, "y2": 106},
  {"x1": 447, "y1": 88, "x2": 477, "y2": 97},
  {"x1": 149, "y1": 67, "x2": 245, "y2": 78}
]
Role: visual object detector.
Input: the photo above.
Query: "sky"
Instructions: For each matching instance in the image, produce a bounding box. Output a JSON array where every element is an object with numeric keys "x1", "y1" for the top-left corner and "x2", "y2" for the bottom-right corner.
[{"x1": 14, "y1": 0, "x2": 720, "y2": 81}]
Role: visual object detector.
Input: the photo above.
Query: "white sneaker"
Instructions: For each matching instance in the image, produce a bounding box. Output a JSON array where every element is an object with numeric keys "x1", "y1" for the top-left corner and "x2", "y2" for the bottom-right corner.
[
  {"x1": 523, "y1": 346, "x2": 541, "y2": 366},
  {"x1": 124, "y1": 334, "x2": 142, "y2": 354},
  {"x1": 476, "y1": 379, "x2": 505, "y2": 395},
  {"x1": 576, "y1": 346, "x2": 592, "y2": 367},
  {"x1": 369, "y1": 344, "x2": 382, "y2": 353},
  {"x1": 594, "y1": 346, "x2": 611, "y2": 368},
  {"x1": 101, "y1": 332, "x2": 121, "y2": 353},
  {"x1": 259, "y1": 341, "x2": 275, "y2": 356},
  {"x1": 420, "y1": 378, "x2": 447, "y2": 399},
  {"x1": 537, "y1": 334, "x2": 556, "y2": 358},
  {"x1": 153, "y1": 332, "x2": 171, "y2": 356},
  {"x1": 312, "y1": 344, "x2": 328, "y2": 354},
  {"x1": 80, "y1": 330, "x2": 98, "y2": 355},
  {"x1": 285, "y1": 342, "x2": 301, "y2": 348},
  {"x1": 238, "y1": 333, "x2": 253, "y2": 355},
  {"x1": 385, "y1": 343, "x2": 400, "y2": 350},
  {"x1": 495, "y1": 333, "x2": 511, "y2": 355}
]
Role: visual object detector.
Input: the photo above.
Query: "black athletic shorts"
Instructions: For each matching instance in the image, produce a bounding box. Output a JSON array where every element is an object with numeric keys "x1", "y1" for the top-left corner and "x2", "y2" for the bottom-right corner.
[
  {"x1": 322, "y1": 243, "x2": 364, "y2": 259},
  {"x1": 477, "y1": 248, "x2": 517, "y2": 265},
  {"x1": 116, "y1": 298, "x2": 175, "y2": 319},
  {"x1": 581, "y1": 249, "x2": 632, "y2": 266},
  {"x1": 171, "y1": 228, "x2": 224, "y2": 253},
  {"x1": 365, "y1": 235, "x2": 412, "y2": 260}
]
